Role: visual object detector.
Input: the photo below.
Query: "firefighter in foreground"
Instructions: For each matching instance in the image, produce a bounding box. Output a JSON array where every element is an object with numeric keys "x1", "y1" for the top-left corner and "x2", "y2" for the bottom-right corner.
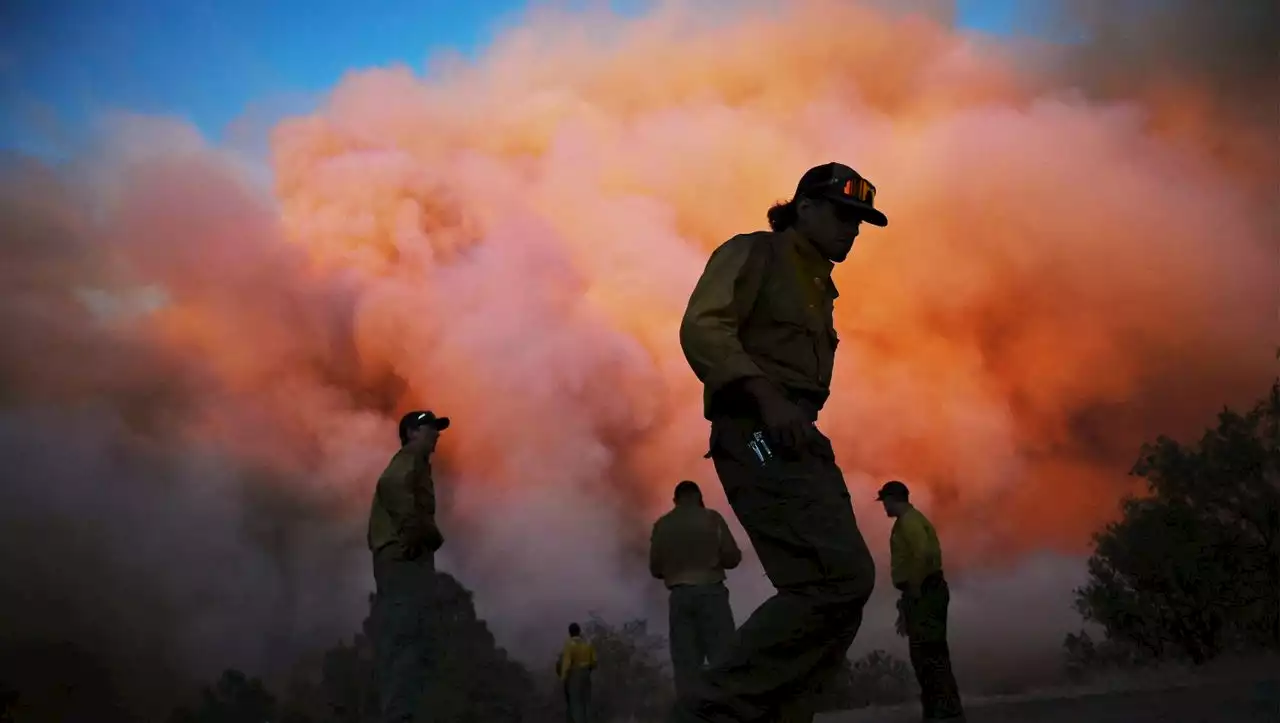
[
  {"x1": 558, "y1": 622, "x2": 598, "y2": 723},
  {"x1": 650, "y1": 480, "x2": 744, "y2": 699},
  {"x1": 878, "y1": 480, "x2": 965, "y2": 721},
  {"x1": 368, "y1": 410, "x2": 449, "y2": 723},
  {"x1": 674, "y1": 162, "x2": 887, "y2": 722}
]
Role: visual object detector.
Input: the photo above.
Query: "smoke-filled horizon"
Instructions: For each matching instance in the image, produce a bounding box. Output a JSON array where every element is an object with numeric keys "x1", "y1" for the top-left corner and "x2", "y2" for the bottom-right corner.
[{"x1": 1, "y1": 0, "x2": 1277, "y2": 717}]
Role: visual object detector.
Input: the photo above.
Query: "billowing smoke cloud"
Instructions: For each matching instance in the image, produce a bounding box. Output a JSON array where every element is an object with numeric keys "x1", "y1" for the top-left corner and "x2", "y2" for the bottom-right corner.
[{"x1": 1, "y1": 0, "x2": 1276, "y2": 716}]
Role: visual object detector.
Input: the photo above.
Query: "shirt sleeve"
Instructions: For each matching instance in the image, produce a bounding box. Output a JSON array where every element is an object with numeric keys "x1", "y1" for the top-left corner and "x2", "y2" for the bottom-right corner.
[
  {"x1": 897, "y1": 514, "x2": 934, "y2": 589},
  {"x1": 648, "y1": 521, "x2": 664, "y2": 579},
  {"x1": 679, "y1": 234, "x2": 771, "y2": 397},
  {"x1": 558, "y1": 640, "x2": 573, "y2": 681},
  {"x1": 714, "y1": 511, "x2": 743, "y2": 570}
]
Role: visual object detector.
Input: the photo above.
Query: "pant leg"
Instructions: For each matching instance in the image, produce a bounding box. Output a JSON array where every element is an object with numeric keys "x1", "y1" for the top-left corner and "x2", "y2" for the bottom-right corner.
[
  {"x1": 696, "y1": 582, "x2": 737, "y2": 670},
  {"x1": 566, "y1": 668, "x2": 592, "y2": 723},
  {"x1": 915, "y1": 641, "x2": 963, "y2": 720},
  {"x1": 674, "y1": 583, "x2": 739, "y2": 702},
  {"x1": 907, "y1": 635, "x2": 931, "y2": 718},
  {"x1": 373, "y1": 548, "x2": 435, "y2": 723},
  {"x1": 670, "y1": 419, "x2": 876, "y2": 723},
  {"x1": 774, "y1": 612, "x2": 862, "y2": 723},
  {"x1": 904, "y1": 578, "x2": 964, "y2": 720},
  {"x1": 670, "y1": 586, "x2": 705, "y2": 701}
]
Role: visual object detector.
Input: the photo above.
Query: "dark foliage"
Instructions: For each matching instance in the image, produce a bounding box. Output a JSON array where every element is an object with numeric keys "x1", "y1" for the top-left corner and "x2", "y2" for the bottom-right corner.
[
  {"x1": 166, "y1": 670, "x2": 277, "y2": 723},
  {"x1": 812, "y1": 649, "x2": 915, "y2": 711},
  {"x1": 1072, "y1": 381, "x2": 1280, "y2": 666},
  {"x1": 574, "y1": 615, "x2": 673, "y2": 721}
]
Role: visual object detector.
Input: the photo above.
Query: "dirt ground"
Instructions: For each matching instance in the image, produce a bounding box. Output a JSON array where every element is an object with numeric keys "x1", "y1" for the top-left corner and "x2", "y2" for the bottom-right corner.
[{"x1": 819, "y1": 677, "x2": 1280, "y2": 723}]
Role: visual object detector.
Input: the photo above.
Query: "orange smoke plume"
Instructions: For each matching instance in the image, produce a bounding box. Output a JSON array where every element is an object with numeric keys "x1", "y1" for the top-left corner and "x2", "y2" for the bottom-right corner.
[{"x1": 269, "y1": 0, "x2": 1276, "y2": 558}]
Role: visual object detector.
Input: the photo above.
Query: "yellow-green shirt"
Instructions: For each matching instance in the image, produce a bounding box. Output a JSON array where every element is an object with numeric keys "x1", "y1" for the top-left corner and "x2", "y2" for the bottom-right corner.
[
  {"x1": 558, "y1": 636, "x2": 597, "y2": 681},
  {"x1": 367, "y1": 438, "x2": 438, "y2": 554},
  {"x1": 889, "y1": 506, "x2": 943, "y2": 590},
  {"x1": 679, "y1": 229, "x2": 840, "y2": 419},
  {"x1": 649, "y1": 504, "x2": 743, "y2": 588}
]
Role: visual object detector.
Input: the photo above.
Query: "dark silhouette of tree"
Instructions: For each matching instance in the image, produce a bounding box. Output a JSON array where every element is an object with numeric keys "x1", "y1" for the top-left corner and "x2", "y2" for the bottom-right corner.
[
  {"x1": 1074, "y1": 381, "x2": 1280, "y2": 664},
  {"x1": 810, "y1": 649, "x2": 914, "y2": 711},
  {"x1": 573, "y1": 615, "x2": 673, "y2": 723},
  {"x1": 410, "y1": 572, "x2": 549, "y2": 722},
  {"x1": 167, "y1": 670, "x2": 277, "y2": 723},
  {"x1": 296, "y1": 593, "x2": 377, "y2": 723},
  {"x1": 259, "y1": 575, "x2": 552, "y2": 723},
  {"x1": 0, "y1": 640, "x2": 131, "y2": 723},
  {"x1": 1062, "y1": 629, "x2": 1152, "y2": 682}
]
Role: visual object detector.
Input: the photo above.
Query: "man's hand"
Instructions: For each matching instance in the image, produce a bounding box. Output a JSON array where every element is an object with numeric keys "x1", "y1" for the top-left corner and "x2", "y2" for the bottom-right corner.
[
  {"x1": 744, "y1": 377, "x2": 814, "y2": 454},
  {"x1": 401, "y1": 522, "x2": 444, "y2": 559},
  {"x1": 423, "y1": 522, "x2": 444, "y2": 552},
  {"x1": 902, "y1": 579, "x2": 922, "y2": 600},
  {"x1": 895, "y1": 595, "x2": 908, "y2": 638},
  {"x1": 401, "y1": 537, "x2": 424, "y2": 561}
]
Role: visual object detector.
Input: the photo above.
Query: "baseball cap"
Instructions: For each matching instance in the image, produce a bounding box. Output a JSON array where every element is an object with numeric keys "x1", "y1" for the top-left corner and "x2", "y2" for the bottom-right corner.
[
  {"x1": 398, "y1": 410, "x2": 450, "y2": 444},
  {"x1": 795, "y1": 162, "x2": 888, "y2": 227},
  {"x1": 674, "y1": 480, "x2": 702, "y2": 498},
  {"x1": 875, "y1": 480, "x2": 910, "y2": 501}
]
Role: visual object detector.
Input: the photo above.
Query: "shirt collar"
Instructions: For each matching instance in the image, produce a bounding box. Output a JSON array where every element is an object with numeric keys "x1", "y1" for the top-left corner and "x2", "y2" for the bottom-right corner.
[{"x1": 783, "y1": 228, "x2": 835, "y2": 277}]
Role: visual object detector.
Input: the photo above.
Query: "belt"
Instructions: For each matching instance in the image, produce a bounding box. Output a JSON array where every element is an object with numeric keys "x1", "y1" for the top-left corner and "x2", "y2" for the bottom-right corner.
[
  {"x1": 894, "y1": 571, "x2": 946, "y2": 593},
  {"x1": 708, "y1": 380, "x2": 824, "y2": 421}
]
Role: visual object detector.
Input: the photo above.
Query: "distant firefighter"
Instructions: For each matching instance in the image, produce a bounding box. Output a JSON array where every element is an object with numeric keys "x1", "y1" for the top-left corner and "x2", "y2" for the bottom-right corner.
[
  {"x1": 879, "y1": 480, "x2": 965, "y2": 722},
  {"x1": 649, "y1": 480, "x2": 742, "y2": 699},
  {"x1": 368, "y1": 410, "x2": 450, "y2": 723},
  {"x1": 558, "y1": 622, "x2": 598, "y2": 723}
]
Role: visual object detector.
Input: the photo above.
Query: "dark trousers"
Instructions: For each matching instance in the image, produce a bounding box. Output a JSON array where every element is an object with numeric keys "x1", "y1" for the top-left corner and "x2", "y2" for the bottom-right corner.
[
  {"x1": 903, "y1": 575, "x2": 964, "y2": 721},
  {"x1": 670, "y1": 417, "x2": 877, "y2": 723},
  {"x1": 564, "y1": 667, "x2": 593, "y2": 723},
  {"x1": 372, "y1": 546, "x2": 435, "y2": 723},
  {"x1": 669, "y1": 582, "x2": 737, "y2": 700}
]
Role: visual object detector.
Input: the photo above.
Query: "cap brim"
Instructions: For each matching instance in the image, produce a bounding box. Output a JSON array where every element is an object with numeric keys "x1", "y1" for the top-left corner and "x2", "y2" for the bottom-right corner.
[
  {"x1": 830, "y1": 196, "x2": 888, "y2": 227},
  {"x1": 433, "y1": 417, "x2": 451, "y2": 430}
]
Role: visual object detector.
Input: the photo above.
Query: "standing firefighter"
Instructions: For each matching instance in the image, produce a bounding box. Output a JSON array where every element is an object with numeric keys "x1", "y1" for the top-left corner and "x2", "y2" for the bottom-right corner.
[
  {"x1": 674, "y1": 162, "x2": 887, "y2": 723},
  {"x1": 878, "y1": 480, "x2": 965, "y2": 722},
  {"x1": 650, "y1": 480, "x2": 744, "y2": 699},
  {"x1": 368, "y1": 410, "x2": 450, "y2": 723},
  {"x1": 558, "y1": 622, "x2": 598, "y2": 723}
]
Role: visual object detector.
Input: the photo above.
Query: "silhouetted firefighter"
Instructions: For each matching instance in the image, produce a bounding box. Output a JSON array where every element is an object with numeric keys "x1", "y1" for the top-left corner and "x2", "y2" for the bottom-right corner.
[
  {"x1": 673, "y1": 162, "x2": 889, "y2": 723},
  {"x1": 368, "y1": 410, "x2": 450, "y2": 723}
]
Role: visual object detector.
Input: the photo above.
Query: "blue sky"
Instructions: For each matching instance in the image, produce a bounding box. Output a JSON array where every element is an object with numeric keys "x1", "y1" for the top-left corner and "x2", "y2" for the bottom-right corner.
[{"x1": 1, "y1": 0, "x2": 1023, "y2": 158}]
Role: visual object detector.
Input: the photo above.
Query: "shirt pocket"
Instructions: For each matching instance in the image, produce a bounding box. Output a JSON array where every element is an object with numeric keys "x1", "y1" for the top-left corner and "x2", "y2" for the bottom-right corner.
[{"x1": 766, "y1": 299, "x2": 823, "y2": 380}]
